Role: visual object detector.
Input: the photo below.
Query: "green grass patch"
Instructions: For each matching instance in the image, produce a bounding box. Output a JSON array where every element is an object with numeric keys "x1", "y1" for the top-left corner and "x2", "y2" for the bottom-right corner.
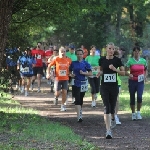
[{"x1": 0, "y1": 92, "x2": 98, "y2": 150}]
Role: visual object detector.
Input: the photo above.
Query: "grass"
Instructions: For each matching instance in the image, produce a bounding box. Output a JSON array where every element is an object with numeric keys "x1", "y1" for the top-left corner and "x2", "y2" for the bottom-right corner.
[{"x1": 0, "y1": 91, "x2": 99, "y2": 150}]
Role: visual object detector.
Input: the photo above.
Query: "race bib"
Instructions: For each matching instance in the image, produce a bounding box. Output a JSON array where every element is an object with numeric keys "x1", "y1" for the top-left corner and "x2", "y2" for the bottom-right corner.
[
  {"x1": 21, "y1": 67, "x2": 29, "y2": 73},
  {"x1": 104, "y1": 74, "x2": 116, "y2": 82},
  {"x1": 59, "y1": 70, "x2": 67, "y2": 76},
  {"x1": 80, "y1": 80, "x2": 88, "y2": 92},
  {"x1": 37, "y1": 55, "x2": 41, "y2": 59},
  {"x1": 138, "y1": 74, "x2": 144, "y2": 82}
]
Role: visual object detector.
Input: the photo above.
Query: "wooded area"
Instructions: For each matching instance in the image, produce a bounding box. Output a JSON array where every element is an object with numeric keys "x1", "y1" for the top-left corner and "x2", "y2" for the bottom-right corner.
[{"x1": 1, "y1": 0, "x2": 150, "y2": 70}]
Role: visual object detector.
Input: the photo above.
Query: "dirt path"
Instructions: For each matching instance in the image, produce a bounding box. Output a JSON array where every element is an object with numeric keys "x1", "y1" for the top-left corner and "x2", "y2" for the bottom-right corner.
[{"x1": 14, "y1": 79, "x2": 150, "y2": 150}]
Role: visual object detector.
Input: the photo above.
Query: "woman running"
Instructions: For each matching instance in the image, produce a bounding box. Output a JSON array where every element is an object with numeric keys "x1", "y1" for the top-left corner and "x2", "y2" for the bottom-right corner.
[
  {"x1": 85, "y1": 45, "x2": 100, "y2": 107},
  {"x1": 125, "y1": 46, "x2": 147, "y2": 120},
  {"x1": 97, "y1": 42, "x2": 125, "y2": 139},
  {"x1": 69, "y1": 48, "x2": 92, "y2": 122}
]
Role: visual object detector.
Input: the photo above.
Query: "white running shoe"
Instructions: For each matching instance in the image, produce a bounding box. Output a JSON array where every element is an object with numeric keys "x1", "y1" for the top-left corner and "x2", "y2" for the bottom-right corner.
[
  {"x1": 72, "y1": 98, "x2": 75, "y2": 104},
  {"x1": 106, "y1": 130, "x2": 112, "y2": 139},
  {"x1": 91, "y1": 101, "x2": 96, "y2": 107},
  {"x1": 111, "y1": 120, "x2": 116, "y2": 129},
  {"x1": 115, "y1": 115, "x2": 121, "y2": 125},
  {"x1": 37, "y1": 89, "x2": 41, "y2": 93},
  {"x1": 137, "y1": 112, "x2": 142, "y2": 120},
  {"x1": 132, "y1": 113, "x2": 137, "y2": 120},
  {"x1": 60, "y1": 105, "x2": 66, "y2": 111}
]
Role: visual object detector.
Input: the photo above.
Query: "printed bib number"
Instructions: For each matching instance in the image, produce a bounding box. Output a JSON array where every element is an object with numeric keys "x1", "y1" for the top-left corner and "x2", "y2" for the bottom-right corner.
[
  {"x1": 21, "y1": 67, "x2": 29, "y2": 73},
  {"x1": 104, "y1": 74, "x2": 116, "y2": 82},
  {"x1": 138, "y1": 74, "x2": 144, "y2": 82},
  {"x1": 80, "y1": 80, "x2": 88, "y2": 92},
  {"x1": 37, "y1": 55, "x2": 41, "y2": 59},
  {"x1": 59, "y1": 70, "x2": 66, "y2": 76}
]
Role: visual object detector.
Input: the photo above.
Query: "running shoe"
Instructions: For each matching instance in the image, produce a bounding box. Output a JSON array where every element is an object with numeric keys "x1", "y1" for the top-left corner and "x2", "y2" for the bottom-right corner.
[
  {"x1": 77, "y1": 118, "x2": 83, "y2": 122},
  {"x1": 60, "y1": 105, "x2": 66, "y2": 111},
  {"x1": 115, "y1": 115, "x2": 121, "y2": 125},
  {"x1": 137, "y1": 112, "x2": 142, "y2": 120},
  {"x1": 54, "y1": 98, "x2": 58, "y2": 105},
  {"x1": 111, "y1": 120, "x2": 116, "y2": 129},
  {"x1": 72, "y1": 98, "x2": 75, "y2": 104},
  {"x1": 132, "y1": 113, "x2": 137, "y2": 120},
  {"x1": 37, "y1": 88, "x2": 41, "y2": 93},
  {"x1": 106, "y1": 130, "x2": 112, "y2": 139},
  {"x1": 91, "y1": 101, "x2": 96, "y2": 107}
]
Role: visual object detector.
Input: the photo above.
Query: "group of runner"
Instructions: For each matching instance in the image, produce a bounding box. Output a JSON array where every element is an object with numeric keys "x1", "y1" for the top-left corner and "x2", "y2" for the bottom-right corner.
[{"x1": 4, "y1": 42, "x2": 147, "y2": 139}]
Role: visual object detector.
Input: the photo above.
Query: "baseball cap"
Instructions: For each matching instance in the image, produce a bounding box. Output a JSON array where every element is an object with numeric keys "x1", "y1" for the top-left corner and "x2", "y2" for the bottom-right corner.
[{"x1": 69, "y1": 45, "x2": 75, "y2": 49}]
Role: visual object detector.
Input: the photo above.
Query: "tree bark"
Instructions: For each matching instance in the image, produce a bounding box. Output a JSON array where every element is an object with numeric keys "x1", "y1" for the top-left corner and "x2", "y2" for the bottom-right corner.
[{"x1": 0, "y1": 0, "x2": 14, "y2": 70}]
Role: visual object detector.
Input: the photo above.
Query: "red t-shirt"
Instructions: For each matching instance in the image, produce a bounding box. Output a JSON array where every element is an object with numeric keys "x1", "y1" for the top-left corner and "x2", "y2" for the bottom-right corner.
[
  {"x1": 45, "y1": 50, "x2": 53, "y2": 63},
  {"x1": 31, "y1": 49, "x2": 45, "y2": 67}
]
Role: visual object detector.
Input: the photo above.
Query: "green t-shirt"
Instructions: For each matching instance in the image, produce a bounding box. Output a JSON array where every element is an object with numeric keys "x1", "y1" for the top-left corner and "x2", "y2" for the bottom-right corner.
[
  {"x1": 66, "y1": 51, "x2": 77, "y2": 61},
  {"x1": 85, "y1": 55, "x2": 100, "y2": 75},
  {"x1": 117, "y1": 74, "x2": 121, "y2": 86}
]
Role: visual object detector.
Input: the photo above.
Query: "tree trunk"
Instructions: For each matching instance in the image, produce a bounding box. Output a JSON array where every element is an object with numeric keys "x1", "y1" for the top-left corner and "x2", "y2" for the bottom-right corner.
[{"x1": 0, "y1": 0, "x2": 14, "y2": 70}]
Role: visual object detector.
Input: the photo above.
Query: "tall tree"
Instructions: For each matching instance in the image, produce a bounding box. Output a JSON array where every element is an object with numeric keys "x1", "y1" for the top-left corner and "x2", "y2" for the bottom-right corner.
[{"x1": 0, "y1": 0, "x2": 14, "y2": 69}]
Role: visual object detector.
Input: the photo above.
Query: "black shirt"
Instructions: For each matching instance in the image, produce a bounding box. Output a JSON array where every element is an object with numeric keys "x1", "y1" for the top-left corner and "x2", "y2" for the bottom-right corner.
[{"x1": 99, "y1": 56, "x2": 123, "y2": 85}]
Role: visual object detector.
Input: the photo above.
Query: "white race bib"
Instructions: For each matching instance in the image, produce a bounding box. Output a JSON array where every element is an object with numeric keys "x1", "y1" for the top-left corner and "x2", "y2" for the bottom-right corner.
[
  {"x1": 92, "y1": 67, "x2": 98, "y2": 73},
  {"x1": 37, "y1": 55, "x2": 41, "y2": 59},
  {"x1": 138, "y1": 74, "x2": 144, "y2": 82},
  {"x1": 59, "y1": 70, "x2": 66, "y2": 76},
  {"x1": 80, "y1": 80, "x2": 88, "y2": 92},
  {"x1": 21, "y1": 67, "x2": 29, "y2": 73},
  {"x1": 104, "y1": 74, "x2": 116, "y2": 82}
]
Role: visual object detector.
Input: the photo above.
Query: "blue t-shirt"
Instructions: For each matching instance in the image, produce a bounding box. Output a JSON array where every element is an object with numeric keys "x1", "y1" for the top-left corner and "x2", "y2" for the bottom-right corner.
[
  {"x1": 69, "y1": 60, "x2": 92, "y2": 87},
  {"x1": 18, "y1": 55, "x2": 36, "y2": 75}
]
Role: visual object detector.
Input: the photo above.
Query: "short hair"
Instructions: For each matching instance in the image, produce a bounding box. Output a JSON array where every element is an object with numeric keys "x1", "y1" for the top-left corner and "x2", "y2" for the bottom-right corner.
[
  {"x1": 106, "y1": 42, "x2": 115, "y2": 47},
  {"x1": 133, "y1": 46, "x2": 140, "y2": 51},
  {"x1": 75, "y1": 48, "x2": 84, "y2": 55},
  {"x1": 59, "y1": 46, "x2": 65, "y2": 51},
  {"x1": 90, "y1": 45, "x2": 96, "y2": 49}
]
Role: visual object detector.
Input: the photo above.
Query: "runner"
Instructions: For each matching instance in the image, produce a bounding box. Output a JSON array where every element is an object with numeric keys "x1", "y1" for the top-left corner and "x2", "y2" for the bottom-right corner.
[
  {"x1": 17, "y1": 48, "x2": 36, "y2": 96},
  {"x1": 66, "y1": 45, "x2": 77, "y2": 104},
  {"x1": 97, "y1": 42, "x2": 124, "y2": 139},
  {"x1": 31, "y1": 44, "x2": 45, "y2": 92},
  {"x1": 47, "y1": 46, "x2": 71, "y2": 111},
  {"x1": 125, "y1": 46, "x2": 147, "y2": 120},
  {"x1": 69, "y1": 48, "x2": 92, "y2": 122},
  {"x1": 47, "y1": 49, "x2": 59, "y2": 92},
  {"x1": 85, "y1": 45, "x2": 100, "y2": 107},
  {"x1": 81, "y1": 45, "x2": 88, "y2": 59},
  {"x1": 6, "y1": 48, "x2": 21, "y2": 93},
  {"x1": 114, "y1": 49, "x2": 122, "y2": 125}
]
